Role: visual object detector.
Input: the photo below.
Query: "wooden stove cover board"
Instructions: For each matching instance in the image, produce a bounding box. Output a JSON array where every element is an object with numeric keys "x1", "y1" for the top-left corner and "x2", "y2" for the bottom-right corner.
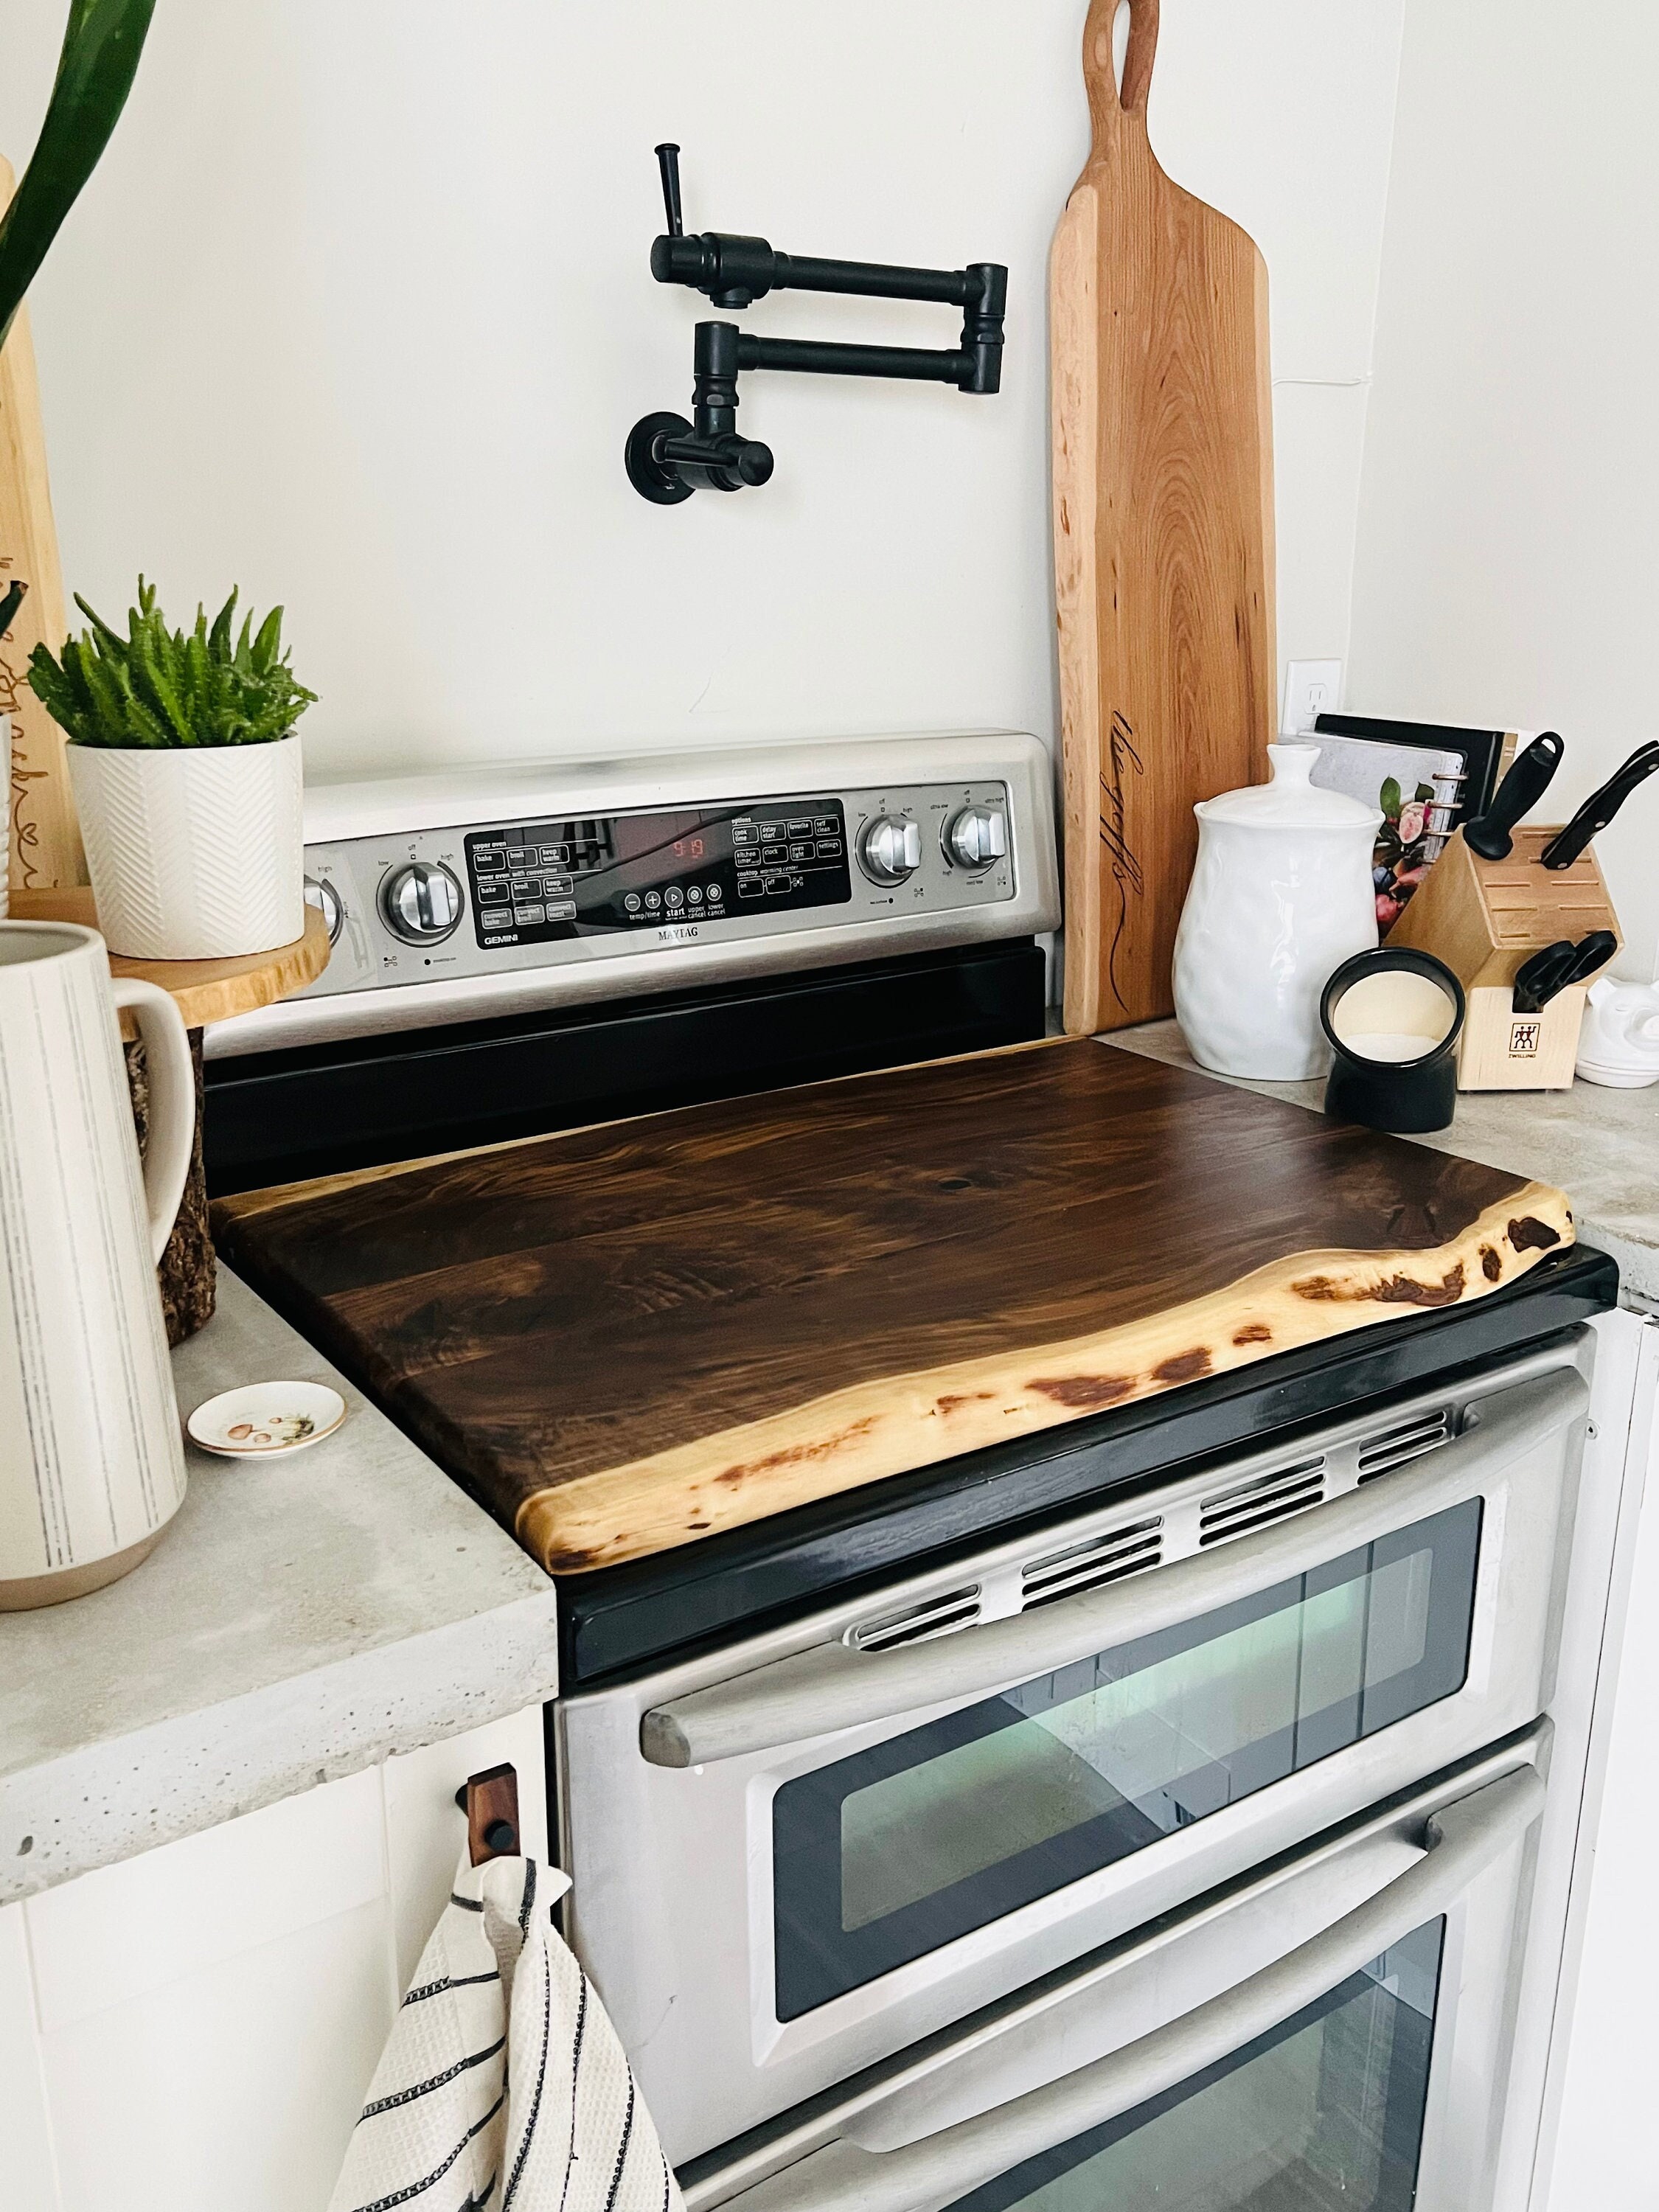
[{"x1": 210, "y1": 1038, "x2": 1573, "y2": 1575}]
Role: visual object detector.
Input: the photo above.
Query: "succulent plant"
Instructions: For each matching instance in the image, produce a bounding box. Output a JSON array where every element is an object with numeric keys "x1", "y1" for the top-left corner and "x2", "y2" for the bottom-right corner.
[{"x1": 28, "y1": 577, "x2": 316, "y2": 747}]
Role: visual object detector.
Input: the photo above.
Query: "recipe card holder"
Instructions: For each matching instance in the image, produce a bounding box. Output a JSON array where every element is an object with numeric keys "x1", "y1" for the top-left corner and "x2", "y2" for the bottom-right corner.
[{"x1": 1388, "y1": 828, "x2": 1621, "y2": 1090}]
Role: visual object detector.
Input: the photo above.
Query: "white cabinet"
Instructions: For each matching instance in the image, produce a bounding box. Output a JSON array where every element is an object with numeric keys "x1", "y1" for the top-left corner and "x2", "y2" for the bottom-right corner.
[
  {"x1": 1536, "y1": 1313, "x2": 1659, "y2": 2211},
  {"x1": 0, "y1": 1705, "x2": 546, "y2": 2212}
]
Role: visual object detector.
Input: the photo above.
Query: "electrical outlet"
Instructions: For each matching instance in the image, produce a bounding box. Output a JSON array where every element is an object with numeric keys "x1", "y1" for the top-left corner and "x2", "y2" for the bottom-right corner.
[{"x1": 1281, "y1": 660, "x2": 1344, "y2": 736}]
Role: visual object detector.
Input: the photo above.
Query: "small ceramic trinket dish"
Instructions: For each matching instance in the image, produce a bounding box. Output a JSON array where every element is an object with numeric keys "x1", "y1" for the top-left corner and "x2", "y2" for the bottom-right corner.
[{"x1": 187, "y1": 1380, "x2": 347, "y2": 1458}]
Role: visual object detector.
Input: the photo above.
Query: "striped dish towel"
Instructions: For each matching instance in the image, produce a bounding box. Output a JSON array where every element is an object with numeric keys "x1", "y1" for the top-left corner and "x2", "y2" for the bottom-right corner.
[{"x1": 329, "y1": 1854, "x2": 682, "y2": 2212}]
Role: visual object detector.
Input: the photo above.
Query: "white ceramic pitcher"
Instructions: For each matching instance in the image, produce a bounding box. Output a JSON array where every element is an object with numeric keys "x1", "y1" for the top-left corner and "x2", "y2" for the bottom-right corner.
[{"x1": 0, "y1": 922, "x2": 194, "y2": 1609}]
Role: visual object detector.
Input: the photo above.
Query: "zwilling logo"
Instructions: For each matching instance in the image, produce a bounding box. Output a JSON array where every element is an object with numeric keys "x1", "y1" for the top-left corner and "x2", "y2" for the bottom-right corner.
[
  {"x1": 658, "y1": 924, "x2": 700, "y2": 943},
  {"x1": 1509, "y1": 1019, "x2": 1542, "y2": 1057}
]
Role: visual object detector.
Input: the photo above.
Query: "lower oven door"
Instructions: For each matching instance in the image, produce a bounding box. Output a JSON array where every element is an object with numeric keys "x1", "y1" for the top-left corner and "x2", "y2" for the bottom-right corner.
[
  {"x1": 556, "y1": 1345, "x2": 1587, "y2": 2163},
  {"x1": 684, "y1": 1728, "x2": 1548, "y2": 2212}
]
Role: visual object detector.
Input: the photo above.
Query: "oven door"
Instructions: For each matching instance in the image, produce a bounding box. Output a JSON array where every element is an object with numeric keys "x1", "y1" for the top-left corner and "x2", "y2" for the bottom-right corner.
[
  {"x1": 684, "y1": 1729, "x2": 1548, "y2": 2212},
  {"x1": 556, "y1": 1346, "x2": 1587, "y2": 2163}
]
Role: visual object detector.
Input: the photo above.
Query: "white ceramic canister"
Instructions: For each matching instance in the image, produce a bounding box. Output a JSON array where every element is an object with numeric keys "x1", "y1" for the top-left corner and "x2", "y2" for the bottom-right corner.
[
  {"x1": 67, "y1": 731, "x2": 305, "y2": 959},
  {"x1": 1174, "y1": 743, "x2": 1381, "y2": 1080},
  {"x1": 0, "y1": 922, "x2": 195, "y2": 1608}
]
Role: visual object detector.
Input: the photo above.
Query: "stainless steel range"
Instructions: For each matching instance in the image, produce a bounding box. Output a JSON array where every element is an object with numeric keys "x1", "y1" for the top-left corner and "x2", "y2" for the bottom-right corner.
[
  {"x1": 196, "y1": 723, "x2": 1624, "y2": 2212},
  {"x1": 201, "y1": 730, "x2": 1059, "y2": 1194},
  {"x1": 207, "y1": 730, "x2": 1059, "y2": 1057}
]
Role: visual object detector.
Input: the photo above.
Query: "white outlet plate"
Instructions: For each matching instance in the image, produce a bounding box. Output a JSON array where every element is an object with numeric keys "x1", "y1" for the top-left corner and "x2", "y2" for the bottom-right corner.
[{"x1": 1281, "y1": 660, "x2": 1344, "y2": 736}]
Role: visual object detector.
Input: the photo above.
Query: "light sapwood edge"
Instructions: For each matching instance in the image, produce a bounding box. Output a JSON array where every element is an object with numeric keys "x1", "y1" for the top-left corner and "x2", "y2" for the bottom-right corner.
[
  {"x1": 210, "y1": 1029, "x2": 1075, "y2": 1220},
  {"x1": 517, "y1": 1179, "x2": 1575, "y2": 1574},
  {"x1": 1051, "y1": 185, "x2": 1102, "y2": 1037},
  {"x1": 0, "y1": 152, "x2": 80, "y2": 893}
]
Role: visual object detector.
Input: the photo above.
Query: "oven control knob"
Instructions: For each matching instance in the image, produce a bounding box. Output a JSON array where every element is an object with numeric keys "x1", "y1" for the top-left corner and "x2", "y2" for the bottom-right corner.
[
  {"x1": 380, "y1": 861, "x2": 463, "y2": 944},
  {"x1": 304, "y1": 874, "x2": 344, "y2": 944},
  {"x1": 945, "y1": 805, "x2": 1009, "y2": 872},
  {"x1": 858, "y1": 814, "x2": 922, "y2": 886}
]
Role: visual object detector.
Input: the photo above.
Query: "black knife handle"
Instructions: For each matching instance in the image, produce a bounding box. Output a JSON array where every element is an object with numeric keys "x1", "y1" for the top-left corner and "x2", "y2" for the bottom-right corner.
[
  {"x1": 1540, "y1": 745, "x2": 1659, "y2": 869},
  {"x1": 1464, "y1": 731, "x2": 1565, "y2": 860},
  {"x1": 1511, "y1": 939, "x2": 1576, "y2": 1015}
]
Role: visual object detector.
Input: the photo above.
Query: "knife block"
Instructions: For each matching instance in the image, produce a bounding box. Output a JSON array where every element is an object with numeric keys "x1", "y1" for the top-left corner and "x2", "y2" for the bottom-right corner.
[{"x1": 1388, "y1": 827, "x2": 1621, "y2": 1090}]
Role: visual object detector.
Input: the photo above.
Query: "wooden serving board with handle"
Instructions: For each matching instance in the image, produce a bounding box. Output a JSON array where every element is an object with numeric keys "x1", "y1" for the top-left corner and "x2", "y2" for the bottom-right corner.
[
  {"x1": 1053, "y1": 0, "x2": 1276, "y2": 1034},
  {"x1": 212, "y1": 1039, "x2": 1571, "y2": 1578}
]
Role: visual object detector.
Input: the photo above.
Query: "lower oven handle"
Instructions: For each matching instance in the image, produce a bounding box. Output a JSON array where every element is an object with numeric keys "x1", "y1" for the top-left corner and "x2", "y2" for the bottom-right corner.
[
  {"x1": 720, "y1": 1763, "x2": 1545, "y2": 2212},
  {"x1": 643, "y1": 1366, "x2": 1585, "y2": 1767}
]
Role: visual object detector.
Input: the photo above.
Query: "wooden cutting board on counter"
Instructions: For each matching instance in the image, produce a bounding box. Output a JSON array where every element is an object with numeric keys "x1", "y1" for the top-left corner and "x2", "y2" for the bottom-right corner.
[
  {"x1": 212, "y1": 1040, "x2": 1573, "y2": 1576},
  {"x1": 1053, "y1": 0, "x2": 1276, "y2": 1034}
]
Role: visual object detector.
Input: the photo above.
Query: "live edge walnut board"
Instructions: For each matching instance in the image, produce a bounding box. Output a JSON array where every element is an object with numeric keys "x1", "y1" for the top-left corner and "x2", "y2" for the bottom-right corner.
[{"x1": 211, "y1": 1040, "x2": 1573, "y2": 1576}]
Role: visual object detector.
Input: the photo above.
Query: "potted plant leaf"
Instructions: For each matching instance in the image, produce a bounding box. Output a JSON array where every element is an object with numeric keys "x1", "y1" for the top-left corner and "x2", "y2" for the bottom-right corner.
[{"x1": 28, "y1": 578, "x2": 316, "y2": 958}]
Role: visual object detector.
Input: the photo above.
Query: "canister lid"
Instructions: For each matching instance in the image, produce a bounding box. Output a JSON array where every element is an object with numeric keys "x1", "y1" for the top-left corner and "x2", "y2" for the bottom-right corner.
[{"x1": 1196, "y1": 743, "x2": 1382, "y2": 830}]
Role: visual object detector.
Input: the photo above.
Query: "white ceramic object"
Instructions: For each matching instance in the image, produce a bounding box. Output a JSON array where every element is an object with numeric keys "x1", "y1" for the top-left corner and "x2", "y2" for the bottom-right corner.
[
  {"x1": 1576, "y1": 975, "x2": 1659, "y2": 1088},
  {"x1": 0, "y1": 921, "x2": 194, "y2": 1608},
  {"x1": 187, "y1": 1380, "x2": 347, "y2": 1457},
  {"x1": 68, "y1": 732, "x2": 305, "y2": 959},
  {"x1": 1174, "y1": 743, "x2": 1381, "y2": 1080}
]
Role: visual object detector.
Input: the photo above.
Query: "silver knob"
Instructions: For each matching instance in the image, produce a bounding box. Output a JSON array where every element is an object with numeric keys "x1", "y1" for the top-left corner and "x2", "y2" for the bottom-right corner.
[
  {"x1": 945, "y1": 806, "x2": 1009, "y2": 871},
  {"x1": 380, "y1": 860, "x2": 463, "y2": 944},
  {"x1": 303, "y1": 874, "x2": 344, "y2": 944},
  {"x1": 858, "y1": 813, "x2": 922, "y2": 886}
]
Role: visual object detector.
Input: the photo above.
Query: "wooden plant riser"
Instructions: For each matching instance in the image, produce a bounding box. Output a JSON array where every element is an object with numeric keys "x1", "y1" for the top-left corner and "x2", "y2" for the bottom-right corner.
[
  {"x1": 212, "y1": 1039, "x2": 1573, "y2": 1577},
  {"x1": 1388, "y1": 828, "x2": 1621, "y2": 1091},
  {"x1": 1053, "y1": 0, "x2": 1275, "y2": 1037},
  {"x1": 0, "y1": 154, "x2": 81, "y2": 894}
]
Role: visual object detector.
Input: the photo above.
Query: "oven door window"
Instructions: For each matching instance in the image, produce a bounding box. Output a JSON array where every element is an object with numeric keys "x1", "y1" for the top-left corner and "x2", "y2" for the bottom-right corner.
[
  {"x1": 949, "y1": 1920, "x2": 1444, "y2": 2212},
  {"x1": 772, "y1": 1503, "x2": 1478, "y2": 2020}
]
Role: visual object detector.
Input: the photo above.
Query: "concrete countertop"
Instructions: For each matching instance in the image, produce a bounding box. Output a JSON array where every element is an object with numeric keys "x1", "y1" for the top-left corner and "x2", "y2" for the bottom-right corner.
[
  {"x1": 0, "y1": 1266, "x2": 560, "y2": 1905},
  {"x1": 1107, "y1": 1021, "x2": 1659, "y2": 1307}
]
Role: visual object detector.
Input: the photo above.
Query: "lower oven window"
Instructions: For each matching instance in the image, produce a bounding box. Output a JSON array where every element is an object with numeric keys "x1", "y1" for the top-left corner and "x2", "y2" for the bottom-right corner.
[
  {"x1": 947, "y1": 1919, "x2": 1445, "y2": 2212},
  {"x1": 772, "y1": 1503, "x2": 1478, "y2": 2020}
]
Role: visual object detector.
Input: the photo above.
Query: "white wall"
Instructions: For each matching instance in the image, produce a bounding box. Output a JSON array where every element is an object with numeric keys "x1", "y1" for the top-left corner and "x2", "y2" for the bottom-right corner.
[
  {"x1": 0, "y1": 1, "x2": 1402, "y2": 782},
  {"x1": 1349, "y1": 1, "x2": 1659, "y2": 978}
]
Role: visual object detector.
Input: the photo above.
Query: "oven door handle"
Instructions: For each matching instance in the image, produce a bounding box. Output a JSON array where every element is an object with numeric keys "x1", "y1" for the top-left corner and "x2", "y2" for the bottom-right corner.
[
  {"x1": 712, "y1": 1763, "x2": 1544, "y2": 2212},
  {"x1": 641, "y1": 1364, "x2": 1584, "y2": 1767}
]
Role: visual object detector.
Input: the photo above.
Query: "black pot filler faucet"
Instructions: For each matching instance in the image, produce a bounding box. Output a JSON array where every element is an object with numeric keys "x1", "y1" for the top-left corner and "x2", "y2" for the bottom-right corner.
[{"x1": 626, "y1": 144, "x2": 1009, "y2": 503}]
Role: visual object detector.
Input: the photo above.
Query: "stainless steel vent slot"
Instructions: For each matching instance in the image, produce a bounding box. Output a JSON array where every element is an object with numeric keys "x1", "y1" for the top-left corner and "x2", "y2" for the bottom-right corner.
[
  {"x1": 1198, "y1": 1457, "x2": 1327, "y2": 1545},
  {"x1": 1357, "y1": 1408, "x2": 1457, "y2": 1483},
  {"x1": 1020, "y1": 1518, "x2": 1164, "y2": 1609},
  {"x1": 848, "y1": 1585, "x2": 983, "y2": 1653}
]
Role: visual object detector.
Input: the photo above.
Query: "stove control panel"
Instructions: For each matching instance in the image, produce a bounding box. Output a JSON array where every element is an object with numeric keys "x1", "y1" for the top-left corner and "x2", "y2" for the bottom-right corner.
[
  {"x1": 462, "y1": 794, "x2": 853, "y2": 952},
  {"x1": 212, "y1": 734, "x2": 1060, "y2": 1057}
]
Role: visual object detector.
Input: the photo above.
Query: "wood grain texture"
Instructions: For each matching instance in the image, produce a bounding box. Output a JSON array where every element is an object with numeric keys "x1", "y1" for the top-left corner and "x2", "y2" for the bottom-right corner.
[
  {"x1": 0, "y1": 156, "x2": 80, "y2": 894},
  {"x1": 212, "y1": 1038, "x2": 1573, "y2": 1576},
  {"x1": 1388, "y1": 828, "x2": 1621, "y2": 990},
  {"x1": 1053, "y1": 0, "x2": 1276, "y2": 1037},
  {"x1": 8, "y1": 888, "x2": 330, "y2": 1036}
]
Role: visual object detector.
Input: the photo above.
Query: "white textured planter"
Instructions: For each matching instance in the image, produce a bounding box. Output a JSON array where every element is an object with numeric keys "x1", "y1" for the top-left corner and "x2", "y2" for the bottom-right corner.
[{"x1": 69, "y1": 734, "x2": 304, "y2": 959}]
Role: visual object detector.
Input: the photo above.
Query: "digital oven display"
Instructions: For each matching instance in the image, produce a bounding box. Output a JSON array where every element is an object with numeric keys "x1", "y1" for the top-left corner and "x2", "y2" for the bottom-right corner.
[{"x1": 465, "y1": 798, "x2": 851, "y2": 950}]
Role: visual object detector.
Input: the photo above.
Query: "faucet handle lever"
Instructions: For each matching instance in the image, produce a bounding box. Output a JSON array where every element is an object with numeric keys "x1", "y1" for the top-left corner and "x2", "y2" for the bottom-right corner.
[{"x1": 655, "y1": 142, "x2": 685, "y2": 239}]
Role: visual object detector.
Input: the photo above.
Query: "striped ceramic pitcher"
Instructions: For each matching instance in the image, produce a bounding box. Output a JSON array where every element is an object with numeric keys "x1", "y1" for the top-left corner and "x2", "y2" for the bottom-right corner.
[{"x1": 0, "y1": 921, "x2": 193, "y2": 1607}]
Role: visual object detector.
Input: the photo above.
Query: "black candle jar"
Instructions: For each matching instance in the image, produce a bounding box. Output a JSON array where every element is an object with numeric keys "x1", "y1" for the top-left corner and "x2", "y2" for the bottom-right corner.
[{"x1": 1321, "y1": 948, "x2": 1466, "y2": 1133}]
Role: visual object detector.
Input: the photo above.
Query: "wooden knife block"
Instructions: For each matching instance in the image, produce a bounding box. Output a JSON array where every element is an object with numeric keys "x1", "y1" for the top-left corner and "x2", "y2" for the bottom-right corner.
[{"x1": 1388, "y1": 828, "x2": 1621, "y2": 1090}]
